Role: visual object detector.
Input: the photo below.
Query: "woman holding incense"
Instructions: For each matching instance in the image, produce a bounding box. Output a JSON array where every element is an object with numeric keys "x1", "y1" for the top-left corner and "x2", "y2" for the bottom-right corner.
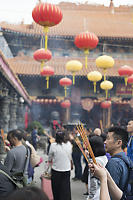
[
  {"x1": 48, "y1": 130, "x2": 72, "y2": 200},
  {"x1": 86, "y1": 135, "x2": 108, "y2": 200}
]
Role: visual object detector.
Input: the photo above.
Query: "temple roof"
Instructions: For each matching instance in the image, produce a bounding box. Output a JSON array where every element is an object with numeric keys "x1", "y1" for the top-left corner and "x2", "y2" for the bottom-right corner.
[
  {"x1": 7, "y1": 55, "x2": 133, "y2": 77},
  {"x1": 0, "y1": 3, "x2": 133, "y2": 38},
  {"x1": 0, "y1": 51, "x2": 31, "y2": 104}
]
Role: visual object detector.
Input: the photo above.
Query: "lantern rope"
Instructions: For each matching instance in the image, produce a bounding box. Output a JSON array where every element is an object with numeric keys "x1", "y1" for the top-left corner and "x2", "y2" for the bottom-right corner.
[
  {"x1": 46, "y1": 76, "x2": 49, "y2": 89},
  {"x1": 132, "y1": 85, "x2": 133, "y2": 96},
  {"x1": 84, "y1": 49, "x2": 89, "y2": 69},
  {"x1": 44, "y1": 26, "x2": 49, "y2": 50}
]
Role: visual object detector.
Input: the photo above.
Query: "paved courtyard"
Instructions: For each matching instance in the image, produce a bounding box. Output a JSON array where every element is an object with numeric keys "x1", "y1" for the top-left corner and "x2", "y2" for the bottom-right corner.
[{"x1": 34, "y1": 149, "x2": 87, "y2": 200}]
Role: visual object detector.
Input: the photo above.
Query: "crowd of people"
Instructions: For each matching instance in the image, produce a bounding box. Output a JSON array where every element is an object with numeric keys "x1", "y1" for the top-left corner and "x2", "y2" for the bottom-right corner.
[{"x1": 0, "y1": 119, "x2": 133, "y2": 200}]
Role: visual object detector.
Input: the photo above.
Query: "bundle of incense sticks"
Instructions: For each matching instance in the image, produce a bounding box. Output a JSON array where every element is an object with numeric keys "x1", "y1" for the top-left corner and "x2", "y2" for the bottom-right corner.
[
  {"x1": 76, "y1": 124, "x2": 96, "y2": 164},
  {"x1": 1, "y1": 129, "x2": 5, "y2": 145},
  {"x1": 74, "y1": 137, "x2": 89, "y2": 164}
]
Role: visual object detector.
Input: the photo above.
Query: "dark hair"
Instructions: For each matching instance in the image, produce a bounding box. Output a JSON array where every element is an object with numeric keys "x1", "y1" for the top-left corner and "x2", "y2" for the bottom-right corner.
[
  {"x1": 108, "y1": 126, "x2": 128, "y2": 149},
  {"x1": 7, "y1": 129, "x2": 23, "y2": 141},
  {"x1": 89, "y1": 135, "x2": 106, "y2": 157},
  {"x1": 17, "y1": 128, "x2": 28, "y2": 141},
  {"x1": 6, "y1": 186, "x2": 49, "y2": 200},
  {"x1": 55, "y1": 131, "x2": 65, "y2": 144}
]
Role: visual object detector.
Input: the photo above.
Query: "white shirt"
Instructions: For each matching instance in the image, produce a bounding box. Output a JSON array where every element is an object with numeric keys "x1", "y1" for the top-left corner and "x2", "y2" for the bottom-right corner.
[
  {"x1": 48, "y1": 141, "x2": 72, "y2": 172},
  {"x1": 88, "y1": 155, "x2": 108, "y2": 200}
]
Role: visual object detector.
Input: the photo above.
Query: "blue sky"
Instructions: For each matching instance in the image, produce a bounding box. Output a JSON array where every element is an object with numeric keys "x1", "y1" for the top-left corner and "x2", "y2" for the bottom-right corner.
[{"x1": 0, "y1": 0, "x2": 133, "y2": 24}]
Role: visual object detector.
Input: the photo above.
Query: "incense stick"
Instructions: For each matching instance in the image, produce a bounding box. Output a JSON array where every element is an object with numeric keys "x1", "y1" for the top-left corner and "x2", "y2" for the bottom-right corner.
[
  {"x1": 1, "y1": 129, "x2": 5, "y2": 145},
  {"x1": 76, "y1": 124, "x2": 96, "y2": 164},
  {"x1": 74, "y1": 137, "x2": 89, "y2": 163}
]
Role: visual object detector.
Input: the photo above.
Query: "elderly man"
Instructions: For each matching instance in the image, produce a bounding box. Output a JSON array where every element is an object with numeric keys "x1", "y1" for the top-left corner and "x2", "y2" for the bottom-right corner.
[
  {"x1": 127, "y1": 120, "x2": 133, "y2": 162},
  {"x1": 94, "y1": 128, "x2": 102, "y2": 136}
]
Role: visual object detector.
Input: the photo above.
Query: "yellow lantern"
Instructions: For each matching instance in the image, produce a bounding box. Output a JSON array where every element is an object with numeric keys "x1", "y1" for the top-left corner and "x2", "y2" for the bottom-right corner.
[
  {"x1": 66, "y1": 60, "x2": 83, "y2": 84},
  {"x1": 100, "y1": 80, "x2": 113, "y2": 99},
  {"x1": 87, "y1": 71, "x2": 102, "y2": 93},
  {"x1": 96, "y1": 55, "x2": 114, "y2": 81}
]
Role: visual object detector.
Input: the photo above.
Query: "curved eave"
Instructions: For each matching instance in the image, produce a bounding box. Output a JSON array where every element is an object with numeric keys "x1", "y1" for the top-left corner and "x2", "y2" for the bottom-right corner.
[{"x1": 0, "y1": 50, "x2": 31, "y2": 105}]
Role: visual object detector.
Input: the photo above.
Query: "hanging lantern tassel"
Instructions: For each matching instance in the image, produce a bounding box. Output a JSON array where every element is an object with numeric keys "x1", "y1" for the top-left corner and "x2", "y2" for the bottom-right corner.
[
  {"x1": 93, "y1": 82, "x2": 97, "y2": 93},
  {"x1": 46, "y1": 76, "x2": 49, "y2": 89},
  {"x1": 103, "y1": 69, "x2": 107, "y2": 81},
  {"x1": 64, "y1": 86, "x2": 67, "y2": 97},
  {"x1": 124, "y1": 76, "x2": 128, "y2": 86},
  {"x1": 105, "y1": 90, "x2": 108, "y2": 99},
  {"x1": 44, "y1": 26, "x2": 49, "y2": 50},
  {"x1": 84, "y1": 49, "x2": 89, "y2": 69},
  {"x1": 72, "y1": 72, "x2": 75, "y2": 85}
]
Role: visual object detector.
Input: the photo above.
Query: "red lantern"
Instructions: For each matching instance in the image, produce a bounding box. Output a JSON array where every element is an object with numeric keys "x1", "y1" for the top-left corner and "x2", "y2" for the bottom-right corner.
[
  {"x1": 61, "y1": 100, "x2": 71, "y2": 108},
  {"x1": 32, "y1": 3, "x2": 63, "y2": 50},
  {"x1": 40, "y1": 66, "x2": 54, "y2": 89},
  {"x1": 33, "y1": 49, "x2": 52, "y2": 62},
  {"x1": 59, "y1": 77, "x2": 72, "y2": 97},
  {"x1": 101, "y1": 101, "x2": 111, "y2": 109},
  {"x1": 33, "y1": 48, "x2": 52, "y2": 70},
  {"x1": 74, "y1": 31, "x2": 99, "y2": 68},
  {"x1": 128, "y1": 74, "x2": 133, "y2": 96},
  {"x1": 118, "y1": 65, "x2": 133, "y2": 86}
]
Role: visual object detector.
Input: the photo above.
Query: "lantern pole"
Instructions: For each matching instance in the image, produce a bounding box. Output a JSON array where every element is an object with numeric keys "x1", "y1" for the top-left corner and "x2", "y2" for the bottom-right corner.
[
  {"x1": 66, "y1": 107, "x2": 70, "y2": 123},
  {"x1": 103, "y1": 109, "x2": 105, "y2": 130},
  {"x1": 107, "y1": 107, "x2": 110, "y2": 128}
]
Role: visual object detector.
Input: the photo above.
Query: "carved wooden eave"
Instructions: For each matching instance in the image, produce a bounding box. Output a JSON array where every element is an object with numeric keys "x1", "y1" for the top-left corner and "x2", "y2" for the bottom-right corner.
[{"x1": 0, "y1": 50, "x2": 31, "y2": 105}]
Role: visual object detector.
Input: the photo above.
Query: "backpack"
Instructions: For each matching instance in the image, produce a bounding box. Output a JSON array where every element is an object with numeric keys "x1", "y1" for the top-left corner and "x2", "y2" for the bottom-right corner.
[
  {"x1": 11, "y1": 145, "x2": 31, "y2": 188},
  {"x1": 113, "y1": 155, "x2": 133, "y2": 200}
]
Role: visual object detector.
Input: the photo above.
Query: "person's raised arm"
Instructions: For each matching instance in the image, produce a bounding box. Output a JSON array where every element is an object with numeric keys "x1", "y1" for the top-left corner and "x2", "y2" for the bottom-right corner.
[
  {"x1": 89, "y1": 163, "x2": 110, "y2": 200},
  {"x1": 89, "y1": 163, "x2": 123, "y2": 200},
  {"x1": 106, "y1": 169, "x2": 123, "y2": 200}
]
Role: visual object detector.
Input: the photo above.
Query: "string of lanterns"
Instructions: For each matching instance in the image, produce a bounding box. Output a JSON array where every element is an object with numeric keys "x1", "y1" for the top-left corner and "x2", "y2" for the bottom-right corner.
[
  {"x1": 32, "y1": 2, "x2": 63, "y2": 89},
  {"x1": 31, "y1": 2, "x2": 133, "y2": 110}
]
